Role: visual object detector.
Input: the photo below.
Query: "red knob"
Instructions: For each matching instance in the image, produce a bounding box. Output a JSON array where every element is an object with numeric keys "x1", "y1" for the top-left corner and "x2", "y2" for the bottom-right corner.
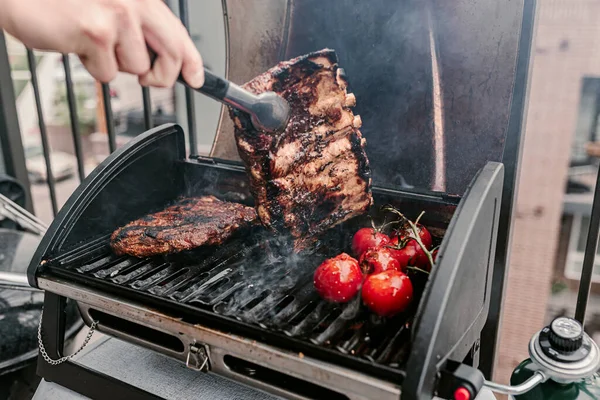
[{"x1": 454, "y1": 387, "x2": 471, "y2": 400}]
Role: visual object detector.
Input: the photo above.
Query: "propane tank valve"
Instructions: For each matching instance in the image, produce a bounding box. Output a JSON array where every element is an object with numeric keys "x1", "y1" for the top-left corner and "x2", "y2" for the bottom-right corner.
[
  {"x1": 528, "y1": 317, "x2": 599, "y2": 383},
  {"x1": 438, "y1": 317, "x2": 600, "y2": 399}
]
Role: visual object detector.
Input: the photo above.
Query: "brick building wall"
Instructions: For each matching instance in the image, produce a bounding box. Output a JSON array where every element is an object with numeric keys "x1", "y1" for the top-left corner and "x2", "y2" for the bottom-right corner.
[{"x1": 493, "y1": 0, "x2": 600, "y2": 385}]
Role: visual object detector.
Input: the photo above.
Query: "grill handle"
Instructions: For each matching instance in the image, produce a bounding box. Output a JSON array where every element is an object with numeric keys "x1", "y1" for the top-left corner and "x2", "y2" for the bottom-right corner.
[{"x1": 0, "y1": 271, "x2": 41, "y2": 291}]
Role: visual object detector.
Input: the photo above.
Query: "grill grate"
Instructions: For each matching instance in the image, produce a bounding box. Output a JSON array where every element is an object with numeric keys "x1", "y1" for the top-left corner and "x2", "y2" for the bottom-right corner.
[{"x1": 47, "y1": 229, "x2": 418, "y2": 370}]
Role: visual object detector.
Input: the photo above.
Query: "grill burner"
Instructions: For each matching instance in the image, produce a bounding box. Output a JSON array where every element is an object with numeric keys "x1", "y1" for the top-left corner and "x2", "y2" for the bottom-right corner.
[{"x1": 45, "y1": 216, "x2": 433, "y2": 376}]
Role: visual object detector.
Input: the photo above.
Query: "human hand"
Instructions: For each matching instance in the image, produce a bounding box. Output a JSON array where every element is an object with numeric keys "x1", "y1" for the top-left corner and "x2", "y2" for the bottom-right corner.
[{"x1": 0, "y1": 0, "x2": 204, "y2": 88}]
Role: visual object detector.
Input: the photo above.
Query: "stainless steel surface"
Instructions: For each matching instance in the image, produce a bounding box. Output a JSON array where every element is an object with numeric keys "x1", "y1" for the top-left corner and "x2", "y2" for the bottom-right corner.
[
  {"x1": 0, "y1": 271, "x2": 39, "y2": 290},
  {"x1": 0, "y1": 193, "x2": 47, "y2": 235},
  {"x1": 210, "y1": 0, "x2": 293, "y2": 158},
  {"x1": 551, "y1": 317, "x2": 583, "y2": 339},
  {"x1": 484, "y1": 371, "x2": 546, "y2": 396},
  {"x1": 224, "y1": 84, "x2": 290, "y2": 133},
  {"x1": 186, "y1": 344, "x2": 210, "y2": 372},
  {"x1": 38, "y1": 276, "x2": 402, "y2": 400},
  {"x1": 177, "y1": 68, "x2": 290, "y2": 133},
  {"x1": 33, "y1": 336, "x2": 283, "y2": 400},
  {"x1": 529, "y1": 330, "x2": 600, "y2": 382}
]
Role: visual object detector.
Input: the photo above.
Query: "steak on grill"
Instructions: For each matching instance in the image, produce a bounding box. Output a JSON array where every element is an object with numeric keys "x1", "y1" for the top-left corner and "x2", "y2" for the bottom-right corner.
[
  {"x1": 229, "y1": 49, "x2": 373, "y2": 246},
  {"x1": 110, "y1": 196, "x2": 258, "y2": 258}
]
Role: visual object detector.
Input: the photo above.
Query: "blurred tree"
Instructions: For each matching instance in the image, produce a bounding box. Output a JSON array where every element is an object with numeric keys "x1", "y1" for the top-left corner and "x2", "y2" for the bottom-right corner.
[{"x1": 52, "y1": 85, "x2": 96, "y2": 134}]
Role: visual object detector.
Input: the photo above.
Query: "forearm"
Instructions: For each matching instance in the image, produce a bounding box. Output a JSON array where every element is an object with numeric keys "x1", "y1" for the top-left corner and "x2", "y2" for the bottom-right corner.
[{"x1": 0, "y1": 0, "x2": 203, "y2": 88}]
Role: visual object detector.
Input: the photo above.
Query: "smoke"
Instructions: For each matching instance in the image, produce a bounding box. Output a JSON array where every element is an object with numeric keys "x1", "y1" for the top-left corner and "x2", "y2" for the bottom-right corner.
[
  {"x1": 182, "y1": 163, "x2": 252, "y2": 204},
  {"x1": 215, "y1": 234, "x2": 312, "y2": 320}
]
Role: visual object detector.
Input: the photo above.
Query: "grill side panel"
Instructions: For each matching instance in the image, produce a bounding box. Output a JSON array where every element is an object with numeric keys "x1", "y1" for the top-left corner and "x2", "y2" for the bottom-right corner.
[{"x1": 403, "y1": 162, "x2": 504, "y2": 400}]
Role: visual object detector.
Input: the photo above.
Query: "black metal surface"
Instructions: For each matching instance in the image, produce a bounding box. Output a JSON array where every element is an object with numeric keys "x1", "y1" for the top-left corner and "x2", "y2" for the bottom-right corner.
[
  {"x1": 62, "y1": 55, "x2": 86, "y2": 182},
  {"x1": 41, "y1": 175, "x2": 455, "y2": 381},
  {"x1": 0, "y1": 32, "x2": 33, "y2": 212},
  {"x1": 101, "y1": 83, "x2": 117, "y2": 153},
  {"x1": 0, "y1": 174, "x2": 26, "y2": 208},
  {"x1": 178, "y1": 0, "x2": 198, "y2": 157},
  {"x1": 142, "y1": 87, "x2": 152, "y2": 131},
  {"x1": 437, "y1": 360, "x2": 485, "y2": 400},
  {"x1": 575, "y1": 162, "x2": 600, "y2": 324},
  {"x1": 404, "y1": 162, "x2": 503, "y2": 400},
  {"x1": 27, "y1": 49, "x2": 58, "y2": 216}
]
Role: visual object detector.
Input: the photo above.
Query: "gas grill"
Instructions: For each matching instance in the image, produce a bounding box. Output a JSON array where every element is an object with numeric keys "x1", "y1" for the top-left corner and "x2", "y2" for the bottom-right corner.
[
  {"x1": 0, "y1": 0, "x2": 535, "y2": 397},
  {"x1": 27, "y1": 123, "x2": 504, "y2": 400}
]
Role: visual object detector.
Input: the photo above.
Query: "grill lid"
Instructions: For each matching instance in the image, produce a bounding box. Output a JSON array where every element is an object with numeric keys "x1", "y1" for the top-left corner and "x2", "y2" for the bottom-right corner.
[{"x1": 210, "y1": 0, "x2": 528, "y2": 196}]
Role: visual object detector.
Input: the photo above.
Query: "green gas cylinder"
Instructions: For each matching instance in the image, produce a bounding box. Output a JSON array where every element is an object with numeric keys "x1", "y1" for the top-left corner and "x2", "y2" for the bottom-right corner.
[{"x1": 509, "y1": 317, "x2": 600, "y2": 400}]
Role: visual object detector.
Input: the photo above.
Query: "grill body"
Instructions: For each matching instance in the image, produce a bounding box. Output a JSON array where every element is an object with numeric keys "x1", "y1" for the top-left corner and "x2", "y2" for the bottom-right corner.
[{"x1": 28, "y1": 124, "x2": 504, "y2": 399}]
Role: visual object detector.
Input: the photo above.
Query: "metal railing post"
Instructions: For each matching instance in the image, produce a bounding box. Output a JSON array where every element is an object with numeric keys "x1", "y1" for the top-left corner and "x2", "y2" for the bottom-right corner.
[
  {"x1": 62, "y1": 54, "x2": 86, "y2": 182},
  {"x1": 27, "y1": 48, "x2": 58, "y2": 215},
  {"x1": 101, "y1": 83, "x2": 117, "y2": 153},
  {"x1": 142, "y1": 87, "x2": 152, "y2": 130},
  {"x1": 179, "y1": 0, "x2": 198, "y2": 157}
]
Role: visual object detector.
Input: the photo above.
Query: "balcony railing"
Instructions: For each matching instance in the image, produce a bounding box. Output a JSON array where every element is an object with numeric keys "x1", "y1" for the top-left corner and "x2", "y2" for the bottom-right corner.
[{"x1": 0, "y1": 0, "x2": 197, "y2": 218}]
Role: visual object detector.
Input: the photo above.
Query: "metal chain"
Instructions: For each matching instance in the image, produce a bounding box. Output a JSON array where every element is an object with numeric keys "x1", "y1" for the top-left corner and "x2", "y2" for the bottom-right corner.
[{"x1": 37, "y1": 310, "x2": 99, "y2": 365}]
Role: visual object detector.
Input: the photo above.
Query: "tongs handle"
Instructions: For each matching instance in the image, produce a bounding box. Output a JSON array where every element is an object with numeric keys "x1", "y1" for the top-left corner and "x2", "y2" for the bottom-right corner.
[
  {"x1": 198, "y1": 70, "x2": 230, "y2": 103},
  {"x1": 147, "y1": 47, "x2": 290, "y2": 133},
  {"x1": 146, "y1": 48, "x2": 257, "y2": 113}
]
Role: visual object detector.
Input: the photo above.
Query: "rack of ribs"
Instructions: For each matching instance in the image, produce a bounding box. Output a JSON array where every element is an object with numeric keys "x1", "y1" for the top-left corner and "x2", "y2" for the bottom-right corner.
[
  {"x1": 229, "y1": 49, "x2": 373, "y2": 247},
  {"x1": 110, "y1": 196, "x2": 258, "y2": 258}
]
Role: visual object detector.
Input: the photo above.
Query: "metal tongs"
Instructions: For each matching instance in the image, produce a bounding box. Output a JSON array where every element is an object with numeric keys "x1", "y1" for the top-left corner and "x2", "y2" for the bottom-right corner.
[
  {"x1": 148, "y1": 48, "x2": 290, "y2": 133},
  {"x1": 0, "y1": 193, "x2": 47, "y2": 291}
]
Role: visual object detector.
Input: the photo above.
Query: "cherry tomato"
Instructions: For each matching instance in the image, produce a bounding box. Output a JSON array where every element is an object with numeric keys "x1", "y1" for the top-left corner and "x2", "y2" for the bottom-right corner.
[
  {"x1": 396, "y1": 224, "x2": 433, "y2": 250},
  {"x1": 432, "y1": 249, "x2": 439, "y2": 263},
  {"x1": 390, "y1": 237, "x2": 432, "y2": 271},
  {"x1": 314, "y1": 253, "x2": 362, "y2": 303},
  {"x1": 359, "y1": 246, "x2": 402, "y2": 275},
  {"x1": 388, "y1": 237, "x2": 419, "y2": 264},
  {"x1": 352, "y1": 228, "x2": 390, "y2": 256},
  {"x1": 361, "y1": 270, "x2": 413, "y2": 317}
]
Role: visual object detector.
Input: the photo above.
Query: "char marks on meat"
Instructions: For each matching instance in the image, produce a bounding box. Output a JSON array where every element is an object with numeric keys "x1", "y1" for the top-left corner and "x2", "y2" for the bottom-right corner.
[
  {"x1": 110, "y1": 196, "x2": 257, "y2": 258},
  {"x1": 229, "y1": 49, "x2": 373, "y2": 246}
]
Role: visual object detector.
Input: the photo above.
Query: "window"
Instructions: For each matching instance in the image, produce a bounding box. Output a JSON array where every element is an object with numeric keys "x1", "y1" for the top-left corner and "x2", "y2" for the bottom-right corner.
[
  {"x1": 565, "y1": 214, "x2": 600, "y2": 281},
  {"x1": 571, "y1": 77, "x2": 600, "y2": 166}
]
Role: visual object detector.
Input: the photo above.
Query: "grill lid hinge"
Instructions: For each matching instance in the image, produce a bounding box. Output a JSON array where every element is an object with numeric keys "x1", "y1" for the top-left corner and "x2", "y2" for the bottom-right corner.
[{"x1": 186, "y1": 343, "x2": 210, "y2": 372}]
